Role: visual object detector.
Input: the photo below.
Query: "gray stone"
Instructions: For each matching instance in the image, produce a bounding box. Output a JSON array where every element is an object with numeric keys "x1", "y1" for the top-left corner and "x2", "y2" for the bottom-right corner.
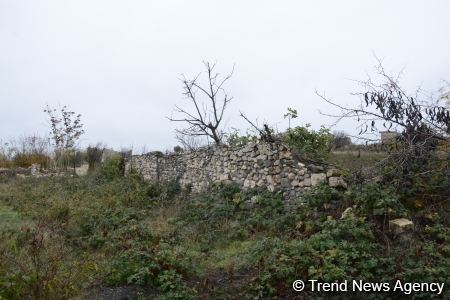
[
  {"x1": 308, "y1": 164, "x2": 324, "y2": 173},
  {"x1": 246, "y1": 196, "x2": 259, "y2": 209},
  {"x1": 244, "y1": 179, "x2": 251, "y2": 188},
  {"x1": 257, "y1": 154, "x2": 268, "y2": 160},
  {"x1": 263, "y1": 160, "x2": 273, "y2": 168},
  {"x1": 326, "y1": 168, "x2": 341, "y2": 177},
  {"x1": 311, "y1": 173, "x2": 327, "y2": 186},
  {"x1": 30, "y1": 164, "x2": 40, "y2": 176},
  {"x1": 280, "y1": 152, "x2": 292, "y2": 159},
  {"x1": 75, "y1": 163, "x2": 89, "y2": 176},
  {"x1": 328, "y1": 177, "x2": 347, "y2": 188},
  {"x1": 389, "y1": 218, "x2": 413, "y2": 234},
  {"x1": 219, "y1": 174, "x2": 231, "y2": 181},
  {"x1": 340, "y1": 207, "x2": 353, "y2": 219},
  {"x1": 281, "y1": 178, "x2": 291, "y2": 188}
]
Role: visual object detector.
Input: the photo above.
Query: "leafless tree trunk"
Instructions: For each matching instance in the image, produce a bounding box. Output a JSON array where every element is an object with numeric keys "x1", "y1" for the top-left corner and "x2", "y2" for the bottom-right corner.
[{"x1": 168, "y1": 61, "x2": 234, "y2": 145}]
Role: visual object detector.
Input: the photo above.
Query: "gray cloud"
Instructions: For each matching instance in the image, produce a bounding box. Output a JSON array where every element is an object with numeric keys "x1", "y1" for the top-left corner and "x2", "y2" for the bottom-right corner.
[{"x1": 1, "y1": 0, "x2": 449, "y2": 150}]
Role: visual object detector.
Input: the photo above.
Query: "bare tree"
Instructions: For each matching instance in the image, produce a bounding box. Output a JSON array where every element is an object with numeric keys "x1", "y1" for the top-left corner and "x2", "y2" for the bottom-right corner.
[
  {"x1": 168, "y1": 61, "x2": 234, "y2": 145},
  {"x1": 331, "y1": 131, "x2": 352, "y2": 150},
  {"x1": 317, "y1": 58, "x2": 449, "y2": 141},
  {"x1": 317, "y1": 58, "x2": 450, "y2": 187}
]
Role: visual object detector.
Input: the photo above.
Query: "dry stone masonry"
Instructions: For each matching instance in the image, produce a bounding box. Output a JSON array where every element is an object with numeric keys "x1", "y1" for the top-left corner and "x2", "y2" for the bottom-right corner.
[{"x1": 125, "y1": 141, "x2": 346, "y2": 198}]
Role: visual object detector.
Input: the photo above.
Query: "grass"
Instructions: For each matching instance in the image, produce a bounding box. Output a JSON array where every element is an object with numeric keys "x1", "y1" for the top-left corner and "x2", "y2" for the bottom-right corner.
[
  {"x1": 329, "y1": 150, "x2": 388, "y2": 172},
  {"x1": 0, "y1": 203, "x2": 23, "y2": 230}
]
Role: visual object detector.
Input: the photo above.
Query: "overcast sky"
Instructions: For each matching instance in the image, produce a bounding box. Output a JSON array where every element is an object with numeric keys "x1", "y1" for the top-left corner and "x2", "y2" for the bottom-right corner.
[{"x1": 1, "y1": 0, "x2": 449, "y2": 151}]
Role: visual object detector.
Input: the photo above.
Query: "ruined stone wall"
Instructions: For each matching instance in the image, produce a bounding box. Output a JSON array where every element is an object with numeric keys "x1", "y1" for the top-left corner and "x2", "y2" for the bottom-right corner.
[{"x1": 125, "y1": 141, "x2": 345, "y2": 198}]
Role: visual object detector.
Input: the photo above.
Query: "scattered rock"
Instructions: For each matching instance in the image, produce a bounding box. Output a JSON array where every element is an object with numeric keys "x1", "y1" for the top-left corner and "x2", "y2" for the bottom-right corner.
[
  {"x1": 75, "y1": 163, "x2": 89, "y2": 176},
  {"x1": 340, "y1": 207, "x2": 353, "y2": 219},
  {"x1": 245, "y1": 196, "x2": 259, "y2": 209},
  {"x1": 30, "y1": 164, "x2": 40, "y2": 176},
  {"x1": 389, "y1": 218, "x2": 413, "y2": 234}
]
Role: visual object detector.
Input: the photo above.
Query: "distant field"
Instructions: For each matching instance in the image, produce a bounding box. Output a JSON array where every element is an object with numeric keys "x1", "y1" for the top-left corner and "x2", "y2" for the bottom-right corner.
[{"x1": 329, "y1": 150, "x2": 388, "y2": 172}]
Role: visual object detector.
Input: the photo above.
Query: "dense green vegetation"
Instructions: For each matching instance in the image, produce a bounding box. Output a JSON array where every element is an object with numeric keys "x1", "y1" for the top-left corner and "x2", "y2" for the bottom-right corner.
[{"x1": 0, "y1": 157, "x2": 448, "y2": 299}]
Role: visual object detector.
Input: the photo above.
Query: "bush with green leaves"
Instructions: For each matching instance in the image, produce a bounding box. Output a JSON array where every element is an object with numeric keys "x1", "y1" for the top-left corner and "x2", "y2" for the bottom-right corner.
[
  {"x1": 225, "y1": 130, "x2": 258, "y2": 147},
  {"x1": 0, "y1": 223, "x2": 94, "y2": 299},
  {"x1": 243, "y1": 217, "x2": 394, "y2": 299},
  {"x1": 283, "y1": 124, "x2": 331, "y2": 161},
  {"x1": 96, "y1": 155, "x2": 125, "y2": 181},
  {"x1": 175, "y1": 183, "x2": 299, "y2": 244},
  {"x1": 239, "y1": 183, "x2": 449, "y2": 299}
]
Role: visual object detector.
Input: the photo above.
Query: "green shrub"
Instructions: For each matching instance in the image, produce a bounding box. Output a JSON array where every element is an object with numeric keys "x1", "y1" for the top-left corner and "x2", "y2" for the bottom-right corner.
[
  {"x1": 105, "y1": 242, "x2": 194, "y2": 298},
  {"x1": 225, "y1": 131, "x2": 257, "y2": 147},
  {"x1": 0, "y1": 224, "x2": 94, "y2": 300},
  {"x1": 97, "y1": 155, "x2": 125, "y2": 181},
  {"x1": 243, "y1": 217, "x2": 394, "y2": 299},
  {"x1": 283, "y1": 124, "x2": 331, "y2": 161},
  {"x1": 348, "y1": 183, "x2": 406, "y2": 218}
]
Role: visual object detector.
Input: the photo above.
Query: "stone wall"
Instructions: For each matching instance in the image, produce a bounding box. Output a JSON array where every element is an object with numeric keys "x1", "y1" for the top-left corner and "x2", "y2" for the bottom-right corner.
[{"x1": 125, "y1": 141, "x2": 345, "y2": 198}]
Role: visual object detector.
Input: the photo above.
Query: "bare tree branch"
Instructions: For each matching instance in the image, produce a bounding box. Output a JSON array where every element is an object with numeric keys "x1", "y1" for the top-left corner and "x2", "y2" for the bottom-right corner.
[
  {"x1": 239, "y1": 111, "x2": 275, "y2": 142},
  {"x1": 168, "y1": 62, "x2": 234, "y2": 145}
]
